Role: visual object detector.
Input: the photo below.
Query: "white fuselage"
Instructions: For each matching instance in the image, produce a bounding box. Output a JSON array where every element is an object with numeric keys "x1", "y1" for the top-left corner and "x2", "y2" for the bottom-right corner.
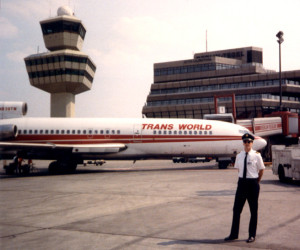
[{"x1": 0, "y1": 117, "x2": 267, "y2": 160}]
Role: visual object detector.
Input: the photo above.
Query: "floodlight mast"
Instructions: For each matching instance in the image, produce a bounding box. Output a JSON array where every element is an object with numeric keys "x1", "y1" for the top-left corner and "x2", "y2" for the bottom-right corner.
[{"x1": 276, "y1": 31, "x2": 284, "y2": 111}]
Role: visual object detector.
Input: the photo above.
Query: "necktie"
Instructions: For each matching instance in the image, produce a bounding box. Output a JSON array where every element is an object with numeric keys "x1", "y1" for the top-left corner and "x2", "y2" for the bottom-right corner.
[{"x1": 243, "y1": 152, "x2": 248, "y2": 179}]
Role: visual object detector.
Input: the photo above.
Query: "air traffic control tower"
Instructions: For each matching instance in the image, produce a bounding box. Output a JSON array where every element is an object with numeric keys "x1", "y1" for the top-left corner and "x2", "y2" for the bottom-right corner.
[{"x1": 24, "y1": 6, "x2": 96, "y2": 117}]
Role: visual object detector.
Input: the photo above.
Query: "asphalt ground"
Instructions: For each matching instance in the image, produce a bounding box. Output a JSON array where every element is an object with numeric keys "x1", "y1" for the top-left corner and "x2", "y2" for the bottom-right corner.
[{"x1": 0, "y1": 160, "x2": 299, "y2": 250}]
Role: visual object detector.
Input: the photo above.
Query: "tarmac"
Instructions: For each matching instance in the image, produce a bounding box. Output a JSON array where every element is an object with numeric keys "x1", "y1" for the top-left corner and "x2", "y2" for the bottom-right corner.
[{"x1": 0, "y1": 160, "x2": 299, "y2": 250}]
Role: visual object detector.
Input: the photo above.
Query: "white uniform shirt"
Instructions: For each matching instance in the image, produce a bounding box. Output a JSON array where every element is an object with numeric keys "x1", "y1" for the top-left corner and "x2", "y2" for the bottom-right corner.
[{"x1": 234, "y1": 149, "x2": 265, "y2": 178}]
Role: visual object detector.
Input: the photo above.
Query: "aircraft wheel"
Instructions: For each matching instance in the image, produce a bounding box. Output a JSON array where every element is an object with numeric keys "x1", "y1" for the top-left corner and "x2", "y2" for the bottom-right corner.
[
  {"x1": 218, "y1": 161, "x2": 230, "y2": 169},
  {"x1": 67, "y1": 162, "x2": 77, "y2": 173},
  {"x1": 48, "y1": 161, "x2": 59, "y2": 174},
  {"x1": 4, "y1": 163, "x2": 16, "y2": 175}
]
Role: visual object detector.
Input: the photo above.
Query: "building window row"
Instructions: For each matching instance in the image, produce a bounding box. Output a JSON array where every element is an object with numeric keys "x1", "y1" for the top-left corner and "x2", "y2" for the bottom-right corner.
[
  {"x1": 153, "y1": 130, "x2": 212, "y2": 135},
  {"x1": 146, "y1": 94, "x2": 300, "y2": 107},
  {"x1": 19, "y1": 129, "x2": 121, "y2": 135},
  {"x1": 154, "y1": 63, "x2": 239, "y2": 76},
  {"x1": 145, "y1": 106, "x2": 300, "y2": 119},
  {"x1": 25, "y1": 55, "x2": 96, "y2": 72},
  {"x1": 150, "y1": 79, "x2": 300, "y2": 95},
  {"x1": 195, "y1": 51, "x2": 245, "y2": 60},
  {"x1": 27, "y1": 68, "x2": 94, "y2": 83},
  {"x1": 41, "y1": 20, "x2": 86, "y2": 39}
]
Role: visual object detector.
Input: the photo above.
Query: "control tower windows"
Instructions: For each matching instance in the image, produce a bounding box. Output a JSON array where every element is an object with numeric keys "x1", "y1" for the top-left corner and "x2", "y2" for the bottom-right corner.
[{"x1": 41, "y1": 20, "x2": 86, "y2": 39}]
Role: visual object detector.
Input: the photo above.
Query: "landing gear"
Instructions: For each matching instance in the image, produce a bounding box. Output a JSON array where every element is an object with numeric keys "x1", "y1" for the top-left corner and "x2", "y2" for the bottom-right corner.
[
  {"x1": 3, "y1": 159, "x2": 33, "y2": 175},
  {"x1": 48, "y1": 160, "x2": 77, "y2": 174},
  {"x1": 218, "y1": 161, "x2": 231, "y2": 169}
]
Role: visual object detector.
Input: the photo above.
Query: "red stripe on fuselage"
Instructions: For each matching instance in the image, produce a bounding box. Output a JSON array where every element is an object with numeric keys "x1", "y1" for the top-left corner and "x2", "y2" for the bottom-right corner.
[{"x1": 13, "y1": 134, "x2": 241, "y2": 145}]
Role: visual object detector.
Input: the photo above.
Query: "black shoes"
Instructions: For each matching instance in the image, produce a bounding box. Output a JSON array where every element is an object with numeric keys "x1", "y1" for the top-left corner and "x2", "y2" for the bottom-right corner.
[
  {"x1": 224, "y1": 236, "x2": 238, "y2": 241},
  {"x1": 225, "y1": 236, "x2": 256, "y2": 243},
  {"x1": 246, "y1": 236, "x2": 255, "y2": 243}
]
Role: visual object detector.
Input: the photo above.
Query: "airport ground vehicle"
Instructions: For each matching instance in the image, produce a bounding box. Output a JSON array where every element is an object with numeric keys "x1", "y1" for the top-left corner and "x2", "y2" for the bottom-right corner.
[{"x1": 272, "y1": 142, "x2": 300, "y2": 182}]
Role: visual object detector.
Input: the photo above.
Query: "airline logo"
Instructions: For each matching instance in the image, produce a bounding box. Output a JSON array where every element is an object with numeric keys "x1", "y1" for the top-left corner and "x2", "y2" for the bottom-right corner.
[{"x1": 142, "y1": 123, "x2": 212, "y2": 130}]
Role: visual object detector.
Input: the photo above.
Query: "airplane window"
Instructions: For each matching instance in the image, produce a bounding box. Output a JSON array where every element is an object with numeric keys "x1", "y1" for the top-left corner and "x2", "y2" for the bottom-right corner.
[
  {"x1": 174, "y1": 131, "x2": 177, "y2": 135},
  {"x1": 179, "y1": 131, "x2": 182, "y2": 135},
  {"x1": 67, "y1": 130, "x2": 70, "y2": 134},
  {"x1": 83, "y1": 130, "x2": 86, "y2": 134},
  {"x1": 29, "y1": 130, "x2": 33, "y2": 134},
  {"x1": 153, "y1": 130, "x2": 157, "y2": 135},
  {"x1": 18, "y1": 130, "x2": 22, "y2": 134},
  {"x1": 199, "y1": 131, "x2": 202, "y2": 135},
  {"x1": 34, "y1": 130, "x2": 38, "y2": 134},
  {"x1": 77, "y1": 130, "x2": 81, "y2": 134},
  {"x1": 106, "y1": 130, "x2": 109, "y2": 134},
  {"x1": 72, "y1": 130, "x2": 75, "y2": 134},
  {"x1": 94, "y1": 130, "x2": 98, "y2": 134},
  {"x1": 158, "y1": 131, "x2": 162, "y2": 135},
  {"x1": 56, "y1": 130, "x2": 60, "y2": 134},
  {"x1": 100, "y1": 130, "x2": 104, "y2": 134},
  {"x1": 117, "y1": 130, "x2": 120, "y2": 134},
  {"x1": 112, "y1": 130, "x2": 115, "y2": 134},
  {"x1": 194, "y1": 131, "x2": 197, "y2": 135},
  {"x1": 168, "y1": 131, "x2": 172, "y2": 135},
  {"x1": 184, "y1": 131, "x2": 187, "y2": 135},
  {"x1": 45, "y1": 130, "x2": 49, "y2": 134},
  {"x1": 61, "y1": 130, "x2": 65, "y2": 134},
  {"x1": 40, "y1": 130, "x2": 43, "y2": 134},
  {"x1": 88, "y1": 130, "x2": 92, "y2": 134},
  {"x1": 189, "y1": 131, "x2": 193, "y2": 135},
  {"x1": 204, "y1": 131, "x2": 207, "y2": 135},
  {"x1": 164, "y1": 131, "x2": 167, "y2": 135},
  {"x1": 23, "y1": 130, "x2": 27, "y2": 134},
  {"x1": 209, "y1": 131, "x2": 212, "y2": 135}
]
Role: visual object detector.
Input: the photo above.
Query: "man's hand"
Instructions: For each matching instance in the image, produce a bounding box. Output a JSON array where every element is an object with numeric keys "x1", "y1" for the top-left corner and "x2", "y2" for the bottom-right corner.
[{"x1": 258, "y1": 169, "x2": 264, "y2": 183}]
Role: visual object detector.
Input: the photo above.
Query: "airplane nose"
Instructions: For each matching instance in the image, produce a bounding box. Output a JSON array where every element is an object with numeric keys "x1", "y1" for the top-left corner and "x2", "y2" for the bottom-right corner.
[{"x1": 254, "y1": 137, "x2": 267, "y2": 150}]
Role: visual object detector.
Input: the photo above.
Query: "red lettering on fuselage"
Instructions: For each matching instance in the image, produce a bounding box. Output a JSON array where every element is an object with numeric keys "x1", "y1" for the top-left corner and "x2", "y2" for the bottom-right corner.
[
  {"x1": 142, "y1": 124, "x2": 174, "y2": 130},
  {"x1": 178, "y1": 124, "x2": 212, "y2": 130},
  {"x1": 142, "y1": 123, "x2": 211, "y2": 130}
]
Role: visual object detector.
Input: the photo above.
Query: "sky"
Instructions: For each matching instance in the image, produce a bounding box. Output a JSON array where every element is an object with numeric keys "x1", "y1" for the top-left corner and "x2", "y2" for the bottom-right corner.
[{"x1": 0, "y1": 0, "x2": 300, "y2": 118}]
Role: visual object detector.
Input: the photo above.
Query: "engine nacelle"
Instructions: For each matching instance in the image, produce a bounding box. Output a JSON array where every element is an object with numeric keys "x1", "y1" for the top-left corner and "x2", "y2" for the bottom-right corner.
[
  {"x1": 0, "y1": 102, "x2": 27, "y2": 119},
  {"x1": 0, "y1": 124, "x2": 18, "y2": 140}
]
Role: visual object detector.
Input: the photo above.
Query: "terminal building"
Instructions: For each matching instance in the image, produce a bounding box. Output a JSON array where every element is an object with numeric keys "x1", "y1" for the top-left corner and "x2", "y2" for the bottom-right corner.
[
  {"x1": 142, "y1": 47, "x2": 300, "y2": 119},
  {"x1": 24, "y1": 6, "x2": 96, "y2": 117}
]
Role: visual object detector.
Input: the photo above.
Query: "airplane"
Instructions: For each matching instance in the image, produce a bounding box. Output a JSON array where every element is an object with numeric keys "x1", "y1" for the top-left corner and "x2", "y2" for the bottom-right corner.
[{"x1": 0, "y1": 102, "x2": 267, "y2": 173}]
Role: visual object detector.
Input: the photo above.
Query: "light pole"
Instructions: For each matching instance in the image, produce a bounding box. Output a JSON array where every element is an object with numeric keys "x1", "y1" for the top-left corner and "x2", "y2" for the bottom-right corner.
[{"x1": 276, "y1": 31, "x2": 284, "y2": 111}]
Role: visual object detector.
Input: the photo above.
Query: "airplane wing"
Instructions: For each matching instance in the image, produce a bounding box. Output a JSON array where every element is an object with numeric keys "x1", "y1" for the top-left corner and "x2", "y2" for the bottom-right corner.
[{"x1": 0, "y1": 142, "x2": 127, "y2": 159}]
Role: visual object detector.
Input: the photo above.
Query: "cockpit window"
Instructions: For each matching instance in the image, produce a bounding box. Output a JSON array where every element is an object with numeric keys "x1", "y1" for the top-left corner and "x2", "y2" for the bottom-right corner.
[{"x1": 239, "y1": 129, "x2": 249, "y2": 135}]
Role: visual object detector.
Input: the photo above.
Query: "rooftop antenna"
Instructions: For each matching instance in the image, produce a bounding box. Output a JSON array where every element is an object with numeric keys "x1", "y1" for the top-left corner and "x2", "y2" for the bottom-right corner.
[
  {"x1": 206, "y1": 30, "x2": 208, "y2": 52},
  {"x1": 48, "y1": 0, "x2": 51, "y2": 17}
]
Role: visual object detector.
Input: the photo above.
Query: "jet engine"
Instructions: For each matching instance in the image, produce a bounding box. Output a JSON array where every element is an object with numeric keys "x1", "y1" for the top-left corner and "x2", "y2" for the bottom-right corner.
[
  {"x1": 0, "y1": 124, "x2": 18, "y2": 140},
  {"x1": 0, "y1": 102, "x2": 27, "y2": 119}
]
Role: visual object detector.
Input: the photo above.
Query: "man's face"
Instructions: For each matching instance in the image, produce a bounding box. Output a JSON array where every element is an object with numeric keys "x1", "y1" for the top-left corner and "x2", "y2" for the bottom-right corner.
[{"x1": 243, "y1": 140, "x2": 253, "y2": 152}]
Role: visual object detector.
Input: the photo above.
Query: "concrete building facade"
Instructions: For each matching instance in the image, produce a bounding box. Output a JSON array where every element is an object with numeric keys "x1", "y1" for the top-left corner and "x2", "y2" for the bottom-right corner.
[
  {"x1": 24, "y1": 6, "x2": 96, "y2": 117},
  {"x1": 142, "y1": 47, "x2": 300, "y2": 119}
]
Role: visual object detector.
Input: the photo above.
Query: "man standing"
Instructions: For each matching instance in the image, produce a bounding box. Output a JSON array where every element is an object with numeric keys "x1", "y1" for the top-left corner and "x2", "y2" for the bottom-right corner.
[{"x1": 225, "y1": 133, "x2": 265, "y2": 243}]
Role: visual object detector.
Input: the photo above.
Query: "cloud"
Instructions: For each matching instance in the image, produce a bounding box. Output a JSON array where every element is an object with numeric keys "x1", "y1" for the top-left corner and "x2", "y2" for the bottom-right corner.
[
  {"x1": 6, "y1": 47, "x2": 35, "y2": 63},
  {"x1": 4, "y1": 0, "x2": 67, "y2": 21},
  {"x1": 0, "y1": 17, "x2": 18, "y2": 39}
]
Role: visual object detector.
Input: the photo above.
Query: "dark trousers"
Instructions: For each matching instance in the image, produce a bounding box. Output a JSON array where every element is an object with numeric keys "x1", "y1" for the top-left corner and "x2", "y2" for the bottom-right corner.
[{"x1": 230, "y1": 178, "x2": 260, "y2": 238}]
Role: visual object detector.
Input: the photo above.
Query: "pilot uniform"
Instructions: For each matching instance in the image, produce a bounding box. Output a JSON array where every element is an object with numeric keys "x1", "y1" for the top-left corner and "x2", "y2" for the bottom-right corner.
[{"x1": 226, "y1": 133, "x2": 265, "y2": 242}]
